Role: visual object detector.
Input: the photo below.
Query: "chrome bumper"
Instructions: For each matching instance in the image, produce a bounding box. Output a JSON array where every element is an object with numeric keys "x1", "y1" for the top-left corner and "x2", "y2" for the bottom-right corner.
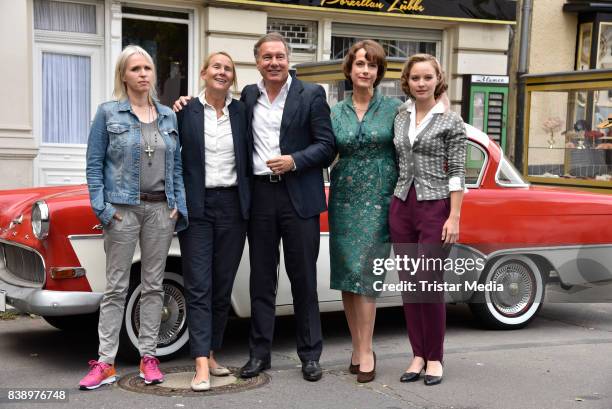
[{"x1": 0, "y1": 279, "x2": 102, "y2": 316}]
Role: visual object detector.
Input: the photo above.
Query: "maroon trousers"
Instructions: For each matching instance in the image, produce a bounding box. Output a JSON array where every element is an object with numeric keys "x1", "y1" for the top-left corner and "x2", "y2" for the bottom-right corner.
[{"x1": 389, "y1": 186, "x2": 450, "y2": 362}]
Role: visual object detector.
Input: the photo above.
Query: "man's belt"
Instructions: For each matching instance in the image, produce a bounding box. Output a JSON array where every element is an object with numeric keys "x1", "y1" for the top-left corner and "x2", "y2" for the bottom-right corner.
[{"x1": 254, "y1": 174, "x2": 283, "y2": 183}]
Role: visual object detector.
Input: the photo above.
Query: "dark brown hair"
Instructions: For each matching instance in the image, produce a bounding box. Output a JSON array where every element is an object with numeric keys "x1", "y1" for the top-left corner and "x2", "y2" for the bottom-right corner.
[
  {"x1": 400, "y1": 53, "x2": 448, "y2": 100},
  {"x1": 342, "y1": 40, "x2": 387, "y2": 88},
  {"x1": 253, "y1": 32, "x2": 290, "y2": 59}
]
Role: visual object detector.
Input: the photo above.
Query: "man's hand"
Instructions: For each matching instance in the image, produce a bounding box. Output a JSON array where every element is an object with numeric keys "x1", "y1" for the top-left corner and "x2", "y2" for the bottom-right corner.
[
  {"x1": 172, "y1": 96, "x2": 192, "y2": 112},
  {"x1": 266, "y1": 155, "x2": 295, "y2": 175}
]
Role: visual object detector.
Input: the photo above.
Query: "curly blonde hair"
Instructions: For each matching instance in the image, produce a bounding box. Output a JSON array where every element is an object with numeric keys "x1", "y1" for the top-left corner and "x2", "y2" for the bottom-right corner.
[{"x1": 400, "y1": 54, "x2": 447, "y2": 100}]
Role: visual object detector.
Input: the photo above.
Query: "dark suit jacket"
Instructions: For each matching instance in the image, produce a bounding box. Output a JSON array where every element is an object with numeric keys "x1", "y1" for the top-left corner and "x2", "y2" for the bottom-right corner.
[
  {"x1": 240, "y1": 78, "x2": 336, "y2": 219},
  {"x1": 177, "y1": 97, "x2": 251, "y2": 220}
]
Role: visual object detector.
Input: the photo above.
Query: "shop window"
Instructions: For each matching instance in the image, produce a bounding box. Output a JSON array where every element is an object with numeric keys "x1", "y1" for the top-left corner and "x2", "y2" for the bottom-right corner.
[
  {"x1": 267, "y1": 18, "x2": 317, "y2": 53},
  {"x1": 524, "y1": 71, "x2": 612, "y2": 188},
  {"x1": 597, "y1": 22, "x2": 612, "y2": 69},
  {"x1": 576, "y1": 23, "x2": 592, "y2": 70},
  {"x1": 331, "y1": 37, "x2": 437, "y2": 60}
]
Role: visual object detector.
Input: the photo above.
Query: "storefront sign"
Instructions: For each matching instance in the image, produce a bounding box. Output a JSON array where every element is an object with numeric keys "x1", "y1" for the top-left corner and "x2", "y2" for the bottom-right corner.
[
  {"x1": 471, "y1": 75, "x2": 510, "y2": 84},
  {"x1": 242, "y1": 0, "x2": 517, "y2": 22}
]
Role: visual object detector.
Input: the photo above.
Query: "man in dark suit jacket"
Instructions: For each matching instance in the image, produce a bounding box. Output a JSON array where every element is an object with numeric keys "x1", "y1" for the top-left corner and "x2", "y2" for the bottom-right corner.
[{"x1": 238, "y1": 32, "x2": 336, "y2": 382}]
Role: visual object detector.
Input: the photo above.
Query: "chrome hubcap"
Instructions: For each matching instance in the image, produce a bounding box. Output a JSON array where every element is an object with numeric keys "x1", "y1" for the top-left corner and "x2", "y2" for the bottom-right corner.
[
  {"x1": 133, "y1": 281, "x2": 187, "y2": 347},
  {"x1": 489, "y1": 260, "x2": 535, "y2": 317}
]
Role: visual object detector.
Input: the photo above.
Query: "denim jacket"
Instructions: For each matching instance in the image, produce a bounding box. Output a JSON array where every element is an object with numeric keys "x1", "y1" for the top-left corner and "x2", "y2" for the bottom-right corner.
[{"x1": 86, "y1": 99, "x2": 188, "y2": 231}]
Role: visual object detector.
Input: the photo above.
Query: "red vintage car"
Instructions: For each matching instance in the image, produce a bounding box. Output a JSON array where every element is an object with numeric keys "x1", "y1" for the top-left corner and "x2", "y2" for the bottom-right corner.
[{"x1": 1, "y1": 124, "x2": 611, "y2": 359}]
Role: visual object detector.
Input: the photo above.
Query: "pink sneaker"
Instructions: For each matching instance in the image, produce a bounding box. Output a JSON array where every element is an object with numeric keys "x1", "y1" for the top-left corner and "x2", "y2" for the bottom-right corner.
[
  {"x1": 79, "y1": 360, "x2": 117, "y2": 390},
  {"x1": 139, "y1": 355, "x2": 164, "y2": 385}
]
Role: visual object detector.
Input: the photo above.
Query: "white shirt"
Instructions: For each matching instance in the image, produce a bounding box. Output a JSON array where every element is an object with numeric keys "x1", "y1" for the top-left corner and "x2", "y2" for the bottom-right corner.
[
  {"x1": 407, "y1": 100, "x2": 463, "y2": 192},
  {"x1": 252, "y1": 76, "x2": 292, "y2": 175},
  {"x1": 198, "y1": 91, "x2": 237, "y2": 188}
]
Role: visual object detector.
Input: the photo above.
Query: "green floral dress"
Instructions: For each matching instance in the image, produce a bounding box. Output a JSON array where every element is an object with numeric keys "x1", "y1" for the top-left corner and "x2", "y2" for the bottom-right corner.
[{"x1": 329, "y1": 90, "x2": 401, "y2": 297}]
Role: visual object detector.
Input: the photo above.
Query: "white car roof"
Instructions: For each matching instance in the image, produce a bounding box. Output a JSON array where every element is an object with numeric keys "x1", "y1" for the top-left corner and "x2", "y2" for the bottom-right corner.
[{"x1": 464, "y1": 123, "x2": 490, "y2": 148}]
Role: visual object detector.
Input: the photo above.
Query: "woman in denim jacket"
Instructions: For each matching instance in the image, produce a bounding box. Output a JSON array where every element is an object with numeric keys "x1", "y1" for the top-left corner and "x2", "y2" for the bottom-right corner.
[{"x1": 80, "y1": 45, "x2": 187, "y2": 390}]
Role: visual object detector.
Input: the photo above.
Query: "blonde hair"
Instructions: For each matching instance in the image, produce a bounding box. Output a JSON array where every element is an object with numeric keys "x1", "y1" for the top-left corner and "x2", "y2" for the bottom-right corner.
[
  {"x1": 112, "y1": 45, "x2": 157, "y2": 102},
  {"x1": 201, "y1": 51, "x2": 238, "y2": 92},
  {"x1": 400, "y1": 53, "x2": 448, "y2": 100}
]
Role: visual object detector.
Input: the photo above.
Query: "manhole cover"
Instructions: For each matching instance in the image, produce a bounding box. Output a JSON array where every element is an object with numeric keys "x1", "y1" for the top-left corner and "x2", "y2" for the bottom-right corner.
[{"x1": 117, "y1": 366, "x2": 270, "y2": 397}]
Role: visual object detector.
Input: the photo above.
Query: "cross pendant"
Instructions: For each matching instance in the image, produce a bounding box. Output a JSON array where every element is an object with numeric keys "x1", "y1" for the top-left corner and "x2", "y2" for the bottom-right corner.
[{"x1": 145, "y1": 144, "x2": 154, "y2": 158}]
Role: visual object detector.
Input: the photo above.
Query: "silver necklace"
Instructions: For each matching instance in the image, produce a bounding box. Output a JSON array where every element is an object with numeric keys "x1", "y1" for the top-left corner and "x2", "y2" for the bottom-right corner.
[{"x1": 141, "y1": 104, "x2": 158, "y2": 166}]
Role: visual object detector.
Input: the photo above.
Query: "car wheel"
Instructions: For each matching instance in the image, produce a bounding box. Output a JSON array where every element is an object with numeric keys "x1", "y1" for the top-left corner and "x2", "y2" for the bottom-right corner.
[
  {"x1": 469, "y1": 255, "x2": 545, "y2": 330},
  {"x1": 43, "y1": 312, "x2": 98, "y2": 332},
  {"x1": 119, "y1": 271, "x2": 189, "y2": 361}
]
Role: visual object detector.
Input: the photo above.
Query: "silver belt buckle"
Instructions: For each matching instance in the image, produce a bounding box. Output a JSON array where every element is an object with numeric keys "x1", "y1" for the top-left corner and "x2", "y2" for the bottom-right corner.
[{"x1": 269, "y1": 174, "x2": 282, "y2": 183}]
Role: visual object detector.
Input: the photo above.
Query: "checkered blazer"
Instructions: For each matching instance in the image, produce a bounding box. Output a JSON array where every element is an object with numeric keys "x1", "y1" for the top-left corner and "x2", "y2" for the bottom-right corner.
[{"x1": 393, "y1": 106, "x2": 466, "y2": 201}]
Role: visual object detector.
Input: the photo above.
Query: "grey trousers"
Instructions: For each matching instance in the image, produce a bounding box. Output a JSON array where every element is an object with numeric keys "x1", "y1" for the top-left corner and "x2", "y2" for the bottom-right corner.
[{"x1": 98, "y1": 201, "x2": 176, "y2": 364}]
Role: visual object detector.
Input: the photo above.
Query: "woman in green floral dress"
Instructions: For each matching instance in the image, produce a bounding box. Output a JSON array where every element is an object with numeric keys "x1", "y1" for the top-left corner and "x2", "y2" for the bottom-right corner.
[{"x1": 329, "y1": 40, "x2": 401, "y2": 383}]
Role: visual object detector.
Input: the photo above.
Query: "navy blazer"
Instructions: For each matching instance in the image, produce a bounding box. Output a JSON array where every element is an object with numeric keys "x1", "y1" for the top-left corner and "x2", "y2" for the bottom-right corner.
[
  {"x1": 177, "y1": 97, "x2": 251, "y2": 220},
  {"x1": 241, "y1": 78, "x2": 336, "y2": 219}
]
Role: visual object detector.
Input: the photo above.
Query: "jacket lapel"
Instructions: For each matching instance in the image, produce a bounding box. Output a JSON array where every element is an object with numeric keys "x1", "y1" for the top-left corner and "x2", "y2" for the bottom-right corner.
[
  {"x1": 228, "y1": 100, "x2": 242, "y2": 174},
  {"x1": 189, "y1": 99, "x2": 205, "y2": 168},
  {"x1": 280, "y1": 78, "x2": 303, "y2": 143}
]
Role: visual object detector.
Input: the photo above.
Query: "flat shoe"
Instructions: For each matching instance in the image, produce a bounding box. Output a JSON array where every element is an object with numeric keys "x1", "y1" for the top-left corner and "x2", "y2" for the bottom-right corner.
[
  {"x1": 399, "y1": 371, "x2": 422, "y2": 382},
  {"x1": 424, "y1": 374, "x2": 443, "y2": 386},
  {"x1": 190, "y1": 374, "x2": 211, "y2": 391},
  {"x1": 210, "y1": 366, "x2": 231, "y2": 376}
]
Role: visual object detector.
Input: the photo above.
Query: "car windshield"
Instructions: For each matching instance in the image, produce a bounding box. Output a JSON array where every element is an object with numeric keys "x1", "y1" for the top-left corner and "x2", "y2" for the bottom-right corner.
[{"x1": 496, "y1": 156, "x2": 529, "y2": 187}]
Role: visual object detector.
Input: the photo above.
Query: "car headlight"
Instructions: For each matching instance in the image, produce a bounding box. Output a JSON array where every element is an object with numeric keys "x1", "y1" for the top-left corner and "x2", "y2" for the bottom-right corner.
[{"x1": 31, "y1": 201, "x2": 50, "y2": 239}]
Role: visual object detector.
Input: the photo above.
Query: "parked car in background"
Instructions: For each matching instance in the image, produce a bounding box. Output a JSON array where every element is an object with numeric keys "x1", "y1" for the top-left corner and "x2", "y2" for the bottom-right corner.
[{"x1": 1, "y1": 124, "x2": 611, "y2": 360}]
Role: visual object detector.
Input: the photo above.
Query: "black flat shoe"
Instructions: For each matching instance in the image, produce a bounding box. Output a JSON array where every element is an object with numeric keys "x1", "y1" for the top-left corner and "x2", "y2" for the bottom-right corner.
[
  {"x1": 424, "y1": 374, "x2": 443, "y2": 386},
  {"x1": 399, "y1": 371, "x2": 422, "y2": 382},
  {"x1": 239, "y1": 357, "x2": 271, "y2": 379},
  {"x1": 302, "y1": 360, "x2": 323, "y2": 382}
]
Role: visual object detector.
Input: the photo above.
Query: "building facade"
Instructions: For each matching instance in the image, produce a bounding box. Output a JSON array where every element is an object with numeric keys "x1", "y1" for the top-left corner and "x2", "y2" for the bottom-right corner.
[{"x1": 0, "y1": 0, "x2": 516, "y2": 189}]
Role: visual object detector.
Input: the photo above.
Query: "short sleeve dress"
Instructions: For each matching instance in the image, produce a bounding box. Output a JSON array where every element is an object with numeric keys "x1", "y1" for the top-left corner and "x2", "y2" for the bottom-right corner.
[{"x1": 329, "y1": 90, "x2": 401, "y2": 297}]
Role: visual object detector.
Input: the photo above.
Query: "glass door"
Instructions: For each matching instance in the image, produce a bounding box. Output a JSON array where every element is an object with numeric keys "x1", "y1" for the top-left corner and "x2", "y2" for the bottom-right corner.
[
  {"x1": 468, "y1": 85, "x2": 509, "y2": 151},
  {"x1": 121, "y1": 7, "x2": 191, "y2": 107}
]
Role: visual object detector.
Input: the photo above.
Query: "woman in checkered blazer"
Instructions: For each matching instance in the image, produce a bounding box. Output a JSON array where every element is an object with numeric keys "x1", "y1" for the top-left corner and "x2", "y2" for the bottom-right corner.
[{"x1": 389, "y1": 54, "x2": 467, "y2": 386}]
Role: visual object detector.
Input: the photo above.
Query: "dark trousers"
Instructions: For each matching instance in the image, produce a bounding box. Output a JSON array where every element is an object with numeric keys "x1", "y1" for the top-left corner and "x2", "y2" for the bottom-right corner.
[
  {"x1": 248, "y1": 179, "x2": 323, "y2": 363},
  {"x1": 389, "y1": 186, "x2": 450, "y2": 362},
  {"x1": 178, "y1": 188, "x2": 247, "y2": 359}
]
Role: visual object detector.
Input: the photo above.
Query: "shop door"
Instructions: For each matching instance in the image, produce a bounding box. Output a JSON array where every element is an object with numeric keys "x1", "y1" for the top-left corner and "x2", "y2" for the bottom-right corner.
[{"x1": 468, "y1": 86, "x2": 509, "y2": 151}]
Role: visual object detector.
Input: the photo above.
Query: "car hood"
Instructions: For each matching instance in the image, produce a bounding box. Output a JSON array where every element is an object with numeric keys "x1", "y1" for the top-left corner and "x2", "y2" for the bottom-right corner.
[{"x1": 0, "y1": 185, "x2": 88, "y2": 226}]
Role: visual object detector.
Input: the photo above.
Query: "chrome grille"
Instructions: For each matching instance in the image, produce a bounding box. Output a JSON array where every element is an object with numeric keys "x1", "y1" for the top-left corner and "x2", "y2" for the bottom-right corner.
[{"x1": 1, "y1": 243, "x2": 45, "y2": 284}]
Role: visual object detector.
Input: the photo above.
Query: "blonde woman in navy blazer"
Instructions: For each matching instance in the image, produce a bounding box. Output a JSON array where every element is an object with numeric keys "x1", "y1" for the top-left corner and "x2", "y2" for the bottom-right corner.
[{"x1": 176, "y1": 52, "x2": 250, "y2": 391}]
